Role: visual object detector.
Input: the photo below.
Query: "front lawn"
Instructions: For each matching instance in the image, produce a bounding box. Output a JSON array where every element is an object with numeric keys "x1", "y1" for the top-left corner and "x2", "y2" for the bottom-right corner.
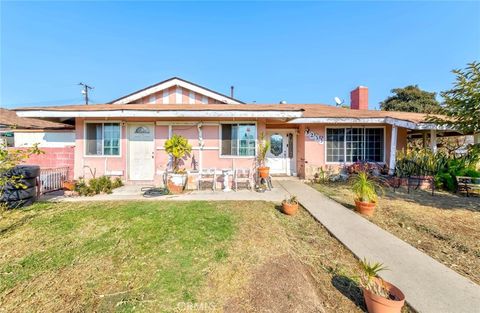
[
  {"x1": 0, "y1": 200, "x2": 411, "y2": 312},
  {"x1": 311, "y1": 182, "x2": 480, "y2": 285}
]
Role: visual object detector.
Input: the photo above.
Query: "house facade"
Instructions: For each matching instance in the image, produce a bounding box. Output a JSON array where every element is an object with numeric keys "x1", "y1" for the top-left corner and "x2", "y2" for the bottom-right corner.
[{"x1": 15, "y1": 77, "x2": 446, "y2": 185}]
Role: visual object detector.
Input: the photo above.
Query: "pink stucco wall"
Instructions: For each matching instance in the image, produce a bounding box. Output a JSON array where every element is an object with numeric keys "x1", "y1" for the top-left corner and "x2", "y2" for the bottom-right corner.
[{"x1": 73, "y1": 118, "x2": 407, "y2": 182}]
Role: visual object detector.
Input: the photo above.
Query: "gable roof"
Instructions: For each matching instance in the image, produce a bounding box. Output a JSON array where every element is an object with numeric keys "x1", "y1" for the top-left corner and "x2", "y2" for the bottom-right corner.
[
  {"x1": 109, "y1": 77, "x2": 244, "y2": 105},
  {"x1": 0, "y1": 108, "x2": 73, "y2": 130}
]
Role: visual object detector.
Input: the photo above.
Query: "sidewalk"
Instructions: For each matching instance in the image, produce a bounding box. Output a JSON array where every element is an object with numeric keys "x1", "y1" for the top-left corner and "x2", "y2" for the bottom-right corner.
[{"x1": 277, "y1": 180, "x2": 480, "y2": 313}]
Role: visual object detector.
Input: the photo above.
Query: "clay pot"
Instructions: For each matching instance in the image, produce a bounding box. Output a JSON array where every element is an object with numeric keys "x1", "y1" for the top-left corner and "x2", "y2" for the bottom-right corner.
[
  {"x1": 167, "y1": 173, "x2": 187, "y2": 194},
  {"x1": 63, "y1": 181, "x2": 75, "y2": 191},
  {"x1": 282, "y1": 201, "x2": 299, "y2": 215},
  {"x1": 258, "y1": 167, "x2": 270, "y2": 179},
  {"x1": 363, "y1": 279, "x2": 405, "y2": 313},
  {"x1": 355, "y1": 200, "x2": 376, "y2": 216}
]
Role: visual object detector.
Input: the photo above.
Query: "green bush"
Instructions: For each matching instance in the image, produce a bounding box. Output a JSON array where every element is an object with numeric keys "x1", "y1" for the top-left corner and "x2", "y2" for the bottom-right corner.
[
  {"x1": 74, "y1": 176, "x2": 122, "y2": 196},
  {"x1": 397, "y1": 146, "x2": 480, "y2": 192}
]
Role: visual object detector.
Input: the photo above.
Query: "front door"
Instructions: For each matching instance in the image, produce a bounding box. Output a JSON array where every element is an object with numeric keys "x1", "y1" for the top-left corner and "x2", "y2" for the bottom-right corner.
[
  {"x1": 266, "y1": 130, "x2": 296, "y2": 176},
  {"x1": 128, "y1": 123, "x2": 155, "y2": 180}
]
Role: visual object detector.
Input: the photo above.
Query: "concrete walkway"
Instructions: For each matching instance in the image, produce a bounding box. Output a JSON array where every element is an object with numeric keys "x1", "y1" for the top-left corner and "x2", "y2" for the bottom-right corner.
[
  {"x1": 277, "y1": 180, "x2": 480, "y2": 313},
  {"x1": 45, "y1": 181, "x2": 291, "y2": 202}
]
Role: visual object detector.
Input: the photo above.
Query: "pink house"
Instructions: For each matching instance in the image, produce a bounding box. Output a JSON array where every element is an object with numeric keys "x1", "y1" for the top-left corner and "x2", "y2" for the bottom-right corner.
[{"x1": 15, "y1": 77, "x2": 446, "y2": 185}]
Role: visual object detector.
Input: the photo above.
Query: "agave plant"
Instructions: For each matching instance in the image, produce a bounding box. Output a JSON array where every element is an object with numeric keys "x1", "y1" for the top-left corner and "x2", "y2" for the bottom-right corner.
[{"x1": 352, "y1": 171, "x2": 382, "y2": 203}]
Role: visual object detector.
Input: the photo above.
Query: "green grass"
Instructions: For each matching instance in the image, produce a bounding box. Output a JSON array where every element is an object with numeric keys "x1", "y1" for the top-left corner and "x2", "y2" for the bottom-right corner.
[{"x1": 0, "y1": 201, "x2": 235, "y2": 312}]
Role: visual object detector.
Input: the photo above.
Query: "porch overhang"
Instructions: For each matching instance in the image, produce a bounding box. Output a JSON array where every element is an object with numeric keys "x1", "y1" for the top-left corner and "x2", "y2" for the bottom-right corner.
[
  {"x1": 16, "y1": 110, "x2": 303, "y2": 119},
  {"x1": 288, "y1": 117, "x2": 454, "y2": 131}
]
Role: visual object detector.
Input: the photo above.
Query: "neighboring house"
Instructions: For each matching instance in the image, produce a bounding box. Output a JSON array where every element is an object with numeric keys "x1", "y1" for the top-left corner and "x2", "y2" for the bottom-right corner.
[
  {"x1": 0, "y1": 107, "x2": 75, "y2": 179},
  {"x1": 15, "y1": 77, "x2": 456, "y2": 184}
]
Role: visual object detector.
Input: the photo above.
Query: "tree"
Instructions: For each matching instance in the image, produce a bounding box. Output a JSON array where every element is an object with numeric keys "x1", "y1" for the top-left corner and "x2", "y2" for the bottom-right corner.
[
  {"x1": 428, "y1": 61, "x2": 480, "y2": 137},
  {"x1": 380, "y1": 85, "x2": 441, "y2": 113}
]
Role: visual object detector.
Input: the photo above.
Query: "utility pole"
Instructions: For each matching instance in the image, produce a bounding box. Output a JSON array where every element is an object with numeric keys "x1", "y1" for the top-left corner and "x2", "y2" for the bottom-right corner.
[{"x1": 78, "y1": 82, "x2": 94, "y2": 105}]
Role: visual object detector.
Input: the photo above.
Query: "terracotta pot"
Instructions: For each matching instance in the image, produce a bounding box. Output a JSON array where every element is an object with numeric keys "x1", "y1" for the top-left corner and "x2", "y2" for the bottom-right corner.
[
  {"x1": 282, "y1": 201, "x2": 299, "y2": 215},
  {"x1": 363, "y1": 278, "x2": 405, "y2": 313},
  {"x1": 63, "y1": 181, "x2": 75, "y2": 191},
  {"x1": 355, "y1": 200, "x2": 376, "y2": 216},
  {"x1": 258, "y1": 167, "x2": 270, "y2": 179},
  {"x1": 167, "y1": 173, "x2": 187, "y2": 194}
]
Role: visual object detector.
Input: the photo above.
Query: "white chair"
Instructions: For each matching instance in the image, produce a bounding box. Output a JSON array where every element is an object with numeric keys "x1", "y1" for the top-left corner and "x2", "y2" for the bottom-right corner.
[
  {"x1": 233, "y1": 168, "x2": 252, "y2": 191},
  {"x1": 197, "y1": 168, "x2": 217, "y2": 191}
]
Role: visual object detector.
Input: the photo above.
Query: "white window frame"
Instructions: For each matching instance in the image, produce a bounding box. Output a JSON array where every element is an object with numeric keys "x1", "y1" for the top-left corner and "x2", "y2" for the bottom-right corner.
[
  {"x1": 219, "y1": 121, "x2": 257, "y2": 159},
  {"x1": 84, "y1": 121, "x2": 122, "y2": 158},
  {"x1": 324, "y1": 126, "x2": 386, "y2": 164}
]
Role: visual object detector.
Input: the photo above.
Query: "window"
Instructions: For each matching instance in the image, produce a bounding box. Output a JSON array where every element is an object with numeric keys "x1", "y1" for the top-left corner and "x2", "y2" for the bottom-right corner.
[
  {"x1": 221, "y1": 123, "x2": 256, "y2": 156},
  {"x1": 85, "y1": 122, "x2": 120, "y2": 156},
  {"x1": 326, "y1": 127, "x2": 384, "y2": 163}
]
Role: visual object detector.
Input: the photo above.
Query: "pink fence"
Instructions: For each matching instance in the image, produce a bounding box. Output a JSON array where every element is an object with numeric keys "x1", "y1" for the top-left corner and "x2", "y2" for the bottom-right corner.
[{"x1": 13, "y1": 146, "x2": 75, "y2": 180}]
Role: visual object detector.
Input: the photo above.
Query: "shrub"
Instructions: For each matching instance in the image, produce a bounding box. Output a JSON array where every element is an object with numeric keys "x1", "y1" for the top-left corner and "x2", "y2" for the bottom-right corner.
[
  {"x1": 74, "y1": 176, "x2": 121, "y2": 196},
  {"x1": 352, "y1": 171, "x2": 382, "y2": 203}
]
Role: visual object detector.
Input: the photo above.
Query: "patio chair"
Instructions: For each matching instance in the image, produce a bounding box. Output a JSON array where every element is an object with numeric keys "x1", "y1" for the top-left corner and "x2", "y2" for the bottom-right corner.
[
  {"x1": 233, "y1": 168, "x2": 252, "y2": 191},
  {"x1": 197, "y1": 168, "x2": 218, "y2": 191}
]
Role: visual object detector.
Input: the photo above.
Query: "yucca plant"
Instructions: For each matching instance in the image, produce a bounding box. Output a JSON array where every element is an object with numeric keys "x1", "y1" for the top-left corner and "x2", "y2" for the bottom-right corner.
[
  {"x1": 358, "y1": 258, "x2": 390, "y2": 299},
  {"x1": 257, "y1": 132, "x2": 270, "y2": 167},
  {"x1": 352, "y1": 171, "x2": 381, "y2": 203}
]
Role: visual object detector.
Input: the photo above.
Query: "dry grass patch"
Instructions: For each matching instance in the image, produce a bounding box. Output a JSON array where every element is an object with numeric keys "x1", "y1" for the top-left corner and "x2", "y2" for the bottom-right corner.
[{"x1": 311, "y1": 182, "x2": 480, "y2": 285}]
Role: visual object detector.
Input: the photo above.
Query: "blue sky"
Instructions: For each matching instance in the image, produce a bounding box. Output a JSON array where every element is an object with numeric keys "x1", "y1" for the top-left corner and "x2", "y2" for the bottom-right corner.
[{"x1": 1, "y1": 1, "x2": 479, "y2": 109}]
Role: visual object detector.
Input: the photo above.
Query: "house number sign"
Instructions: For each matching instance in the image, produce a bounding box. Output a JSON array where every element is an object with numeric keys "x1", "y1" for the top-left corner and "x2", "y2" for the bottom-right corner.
[{"x1": 305, "y1": 128, "x2": 324, "y2": 144}]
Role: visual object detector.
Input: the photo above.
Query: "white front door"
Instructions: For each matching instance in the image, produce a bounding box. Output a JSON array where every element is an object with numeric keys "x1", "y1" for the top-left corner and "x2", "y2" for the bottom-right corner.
[
  {"x1": 266, "y1": 130, "x2": 296, "y2": 176},
  {"x1": 128, "y1": 123, "x2": 155, "y2": 180}
]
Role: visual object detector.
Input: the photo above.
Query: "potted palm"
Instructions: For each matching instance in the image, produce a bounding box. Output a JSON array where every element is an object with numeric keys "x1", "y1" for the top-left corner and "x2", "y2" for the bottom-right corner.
[
  {"x1": 164, "y1": 134, "x2": 192, "y2": 194},
  {"x1": 257, "y1": 133, "x2": 270, "y2": 179},
  {"x1": 352, "y1": 171, "x2": 382, "y2": 216},
  {"x1": 358, "y1": 259, "x2": 405, "y2": 313},
  {"x1": 281, "y1": 195, "x2": 299, "y2": 215}
]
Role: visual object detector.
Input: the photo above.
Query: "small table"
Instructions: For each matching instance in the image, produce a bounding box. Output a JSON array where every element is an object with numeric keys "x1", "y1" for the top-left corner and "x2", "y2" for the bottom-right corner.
[{"x1": 222, "y1": 169, "x2": 233, "y2": 192}]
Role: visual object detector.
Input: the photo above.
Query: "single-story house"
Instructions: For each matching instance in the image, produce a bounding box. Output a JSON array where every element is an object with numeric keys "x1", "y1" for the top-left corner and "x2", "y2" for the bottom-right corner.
[{"x1": 14, "y1": 77, "x2": 455, "y2": 185}]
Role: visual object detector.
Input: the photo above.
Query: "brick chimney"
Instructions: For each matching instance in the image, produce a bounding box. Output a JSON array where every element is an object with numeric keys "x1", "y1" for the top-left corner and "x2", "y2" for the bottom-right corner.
[{"x1": 350, "y1": 86, "x2": 369, "y2": 110}]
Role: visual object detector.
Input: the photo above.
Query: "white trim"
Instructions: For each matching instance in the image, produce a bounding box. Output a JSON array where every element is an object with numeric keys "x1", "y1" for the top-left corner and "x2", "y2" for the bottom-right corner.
[
  {"x1": 202, "y1": 96, "x2": 208, "y2": 104},
  {"x1": 162, "y1": 89, "x2": 170, "y2": 104},
  {"x1": 324, "y1": 126, "x2": 386, "y2": 165},
  {"x1": 17, "y1": 110, "x2": 303, "y2": 118},
  {"x1": 389, "y1": 126, "x2": 398, "y2": 174},
  {"x1": 189, "y1": 91, "x2": 195, "y2": 104},
  {"x1": 83, "y1": 120, "x2": 122, "y2": 158},
  {"x1": 219, "y1": 122, "x2": 257, "y2": 159},
  {"x1": 155, "y1": 121, "x2": 219, "y2": 126},
  {"x1": 176, "y1": 86, "x2": 182, "y2": 103},
  {"x1": 430, "y1": 129, "x2": 437, "y2": 153},
  {"x1": 111, "y1": 78, "x2": 243, "y2": 104}
]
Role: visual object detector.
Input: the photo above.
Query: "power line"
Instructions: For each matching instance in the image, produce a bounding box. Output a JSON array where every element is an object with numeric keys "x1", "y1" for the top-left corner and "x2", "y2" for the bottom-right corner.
[{"x1": 78, "y1": 82, "x2": 94, "y2": 105}]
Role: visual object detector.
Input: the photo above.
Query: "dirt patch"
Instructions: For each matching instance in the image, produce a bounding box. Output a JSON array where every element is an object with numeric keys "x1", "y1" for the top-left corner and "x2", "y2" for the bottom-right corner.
[{"x1": 225, "y1": 254, "x2": 324, "y2": 313}]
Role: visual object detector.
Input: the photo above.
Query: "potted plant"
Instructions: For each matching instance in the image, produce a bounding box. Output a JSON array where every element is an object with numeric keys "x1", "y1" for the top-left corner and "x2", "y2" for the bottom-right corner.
[
  {"x1": 352, "y1": 171, "x2": 382, "y2": 216},
  {"x1": 257, "y1": 133, "x2": 270, "y2": 179},
  {"x1": 164, "y1": 134, "x2": 192, "y2": 194},
  {"x1": 282, "y1": 195, "x2": 299, "y2": 215},
  {"x1": 358, "y1": 259, "x2": 405, "y2": 313},
  {"x1": 63, "y1": 180, "x2": 75, "y2": 191}
]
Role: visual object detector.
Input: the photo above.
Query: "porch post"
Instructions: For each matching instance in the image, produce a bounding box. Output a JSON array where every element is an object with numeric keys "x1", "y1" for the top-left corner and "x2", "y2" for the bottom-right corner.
[
  {"x1": 430, "y1": 129, "x2": 437, "y2": 153},
  {"x1": 389, "y1": 125, "x2": 398, "y2": 175}
]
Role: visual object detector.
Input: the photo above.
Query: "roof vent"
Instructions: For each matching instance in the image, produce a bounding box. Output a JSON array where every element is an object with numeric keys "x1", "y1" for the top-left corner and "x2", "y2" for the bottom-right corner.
[{"x1": 279, "y1": 100, "x2": 287, "y2": 104}]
